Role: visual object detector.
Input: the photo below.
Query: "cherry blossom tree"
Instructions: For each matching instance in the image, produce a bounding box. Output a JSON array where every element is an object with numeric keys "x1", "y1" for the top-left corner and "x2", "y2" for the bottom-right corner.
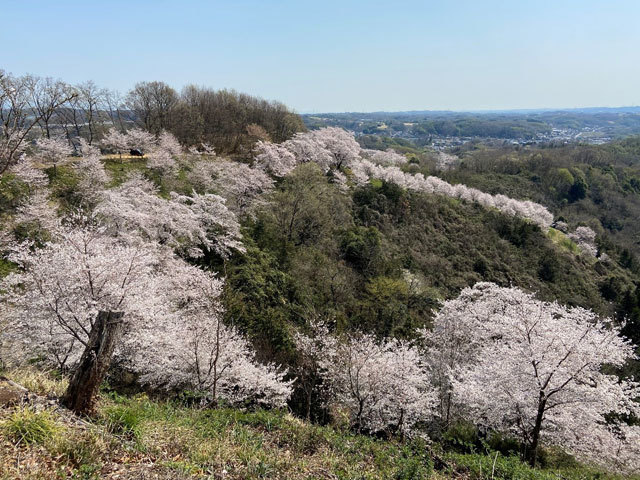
[
  {"x1": 254, "y1": 140, "x2": 297, "y2": 177},
  {"x1": 5, "y1": 155, "x2": 59, "y2": 245},
  {"x1": 157, "y1": 130, "x2": 182, "y2": 156},
  {"x1": 298, "y1": 325, "x2": 435, "y2": 437},
  {"x1": 131, "y1": 260, "x2": 293, "y2": 408},
  {"x1": 77, "y1": 137, "x2": 100, "y2": 158},
  {"x1": 170, "y1": 190, "x2": 245, "y2": 257},
  {"x1": 303, "y1": 127, "x2": 361, "y2": 171},
  {"x1": 146, "y1": 147, "x2": 177, "y2": 175},
  {"x1": 125, "y1": 128, "x2": 155, "y2": 153},
  {"x1": 102, "y1": 127, "x2": 156, "y2": 157},
  {"x1": 253, "y1": 128, "x2": 554, "y2": 228},
  {"x1": 568, "y1": 226, "x2": 598, "y2": 257},
  {"x1": 282, "y1": 127, "x2": 361, "y2": 172},
  {"x1": 1, "y1": 129, "x2": 30, "y2": 174},
  {"x1": 8, "y1": 155, "x2": 49, "y2": 190},
  {"x1": 73, "y1": 139, "x2": 110, "y2": 207},
  {"x1": 186, "y1": 161, "x2": 217, "y2": 192},
  {"x1": 13, "y1": 190, "x2": 61, "y2": 239},
  {"x1": 0, "y1": 222, "x2": 166, "y2": 414},
  {"x1": 188, "y1": 142, "x2": 215, "y2": 156},
  {"x1": 361, "y1": 148, "x2": 408, "y2": 166},
  {"x1": 1, "y1": 215, "x2": 286, "y2": 413},
  {"x1": 254, "y1": 128, "x2": 360, "y2": 176},
  {"x1": 101, "y1": 127, "x2": 129, "y2": 159},
  {"x1": 425, "y1": 282, "x2": 640, "y2": 470},
  {"x1": 95, "y1": 174, "x2": 243, "y2": 258},
  {"x1": 34, "y1": 136, "x2": 73, "y2": 173},
  {"x1": 349, "y1": 158, "x2": 554, "y2": 228},
  {"x1": 435, "y1": 152, "x2": 459, "y2": 170},
  {"x1": 146, "y1": 130, "x2": 182, "y2": 175},
  {"x1": 187, "y1": 159, "x2": 274, "y2": 214}
]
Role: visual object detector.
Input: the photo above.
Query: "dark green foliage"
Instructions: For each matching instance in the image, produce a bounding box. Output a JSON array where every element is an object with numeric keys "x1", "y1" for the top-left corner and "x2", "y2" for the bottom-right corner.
[
  {"x1": 441, "y1": 422, "x2": 481, "y2": 453},
  {"x1": 339, "y1": 226, "x2": 382, "y2": 275},
  {"x1": 618, "y1": 283, "x2": 640, "y2": 346},
  {"x1": 537, "y1": 257, "x2": 557, "y2": 282},
  {"x1": 443, "y1": 137, "x2": 640, "y2": 259},
  {"x1": 0, "y1": 257, "x2": 16, "y2": 278},
  {"x1": 0, "y1": 173, "x2": 29, "y2": 214},
  {"x1": 230, "y1": 160, "x2": 634, "y2": 356},
  {"x1": 12, "y1": 218, "x2": 53, "y2": 247},
  {"x1": 224, "y1": 244, "x2": 299, "y2": 361}
]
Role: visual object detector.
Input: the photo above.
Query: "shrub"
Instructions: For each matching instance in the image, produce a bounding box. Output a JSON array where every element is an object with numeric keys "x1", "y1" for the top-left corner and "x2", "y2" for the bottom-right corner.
[{"x1": 442, "y1": 422, "x2": 480, "y2": 453}]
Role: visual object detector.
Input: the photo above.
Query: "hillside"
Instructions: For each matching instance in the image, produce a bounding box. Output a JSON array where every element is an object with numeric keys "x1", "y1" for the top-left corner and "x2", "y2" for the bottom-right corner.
[
  {"x1": 1, "y1": 369, "x2": 636, "y2": 480},
  {"x1": 1, "y1": 100, "x2": 640, "y2": 477}
]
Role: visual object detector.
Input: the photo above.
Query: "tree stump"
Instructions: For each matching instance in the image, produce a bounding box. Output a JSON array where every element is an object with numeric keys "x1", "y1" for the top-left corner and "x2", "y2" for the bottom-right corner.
[{"x1": 62, "y1": 311, "x2": 124, "y2": 415}]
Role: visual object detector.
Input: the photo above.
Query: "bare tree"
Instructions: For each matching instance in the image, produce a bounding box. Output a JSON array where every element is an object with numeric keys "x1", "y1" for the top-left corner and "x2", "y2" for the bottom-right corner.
[
  {"x1": 76, "y1": 81, "x2": 107, "y2": 145},
  {"x1": 26, "y1": 76, "x2": 75, "y2": 139},
  {"x1": 126, "y1": 81, "x2": 178, "y2": 135},
  {"x1": 1, "y1": 70, "x2": 77, "y2": 174},
  {"x1": 103, "y1": 88, "x2": 127, "y2": 132}
]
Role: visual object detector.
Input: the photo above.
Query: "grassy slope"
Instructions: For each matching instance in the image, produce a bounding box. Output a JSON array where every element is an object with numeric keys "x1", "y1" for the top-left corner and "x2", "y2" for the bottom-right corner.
[{"x1": 0, "y1": 370, "x2": 636, "y2": 480}]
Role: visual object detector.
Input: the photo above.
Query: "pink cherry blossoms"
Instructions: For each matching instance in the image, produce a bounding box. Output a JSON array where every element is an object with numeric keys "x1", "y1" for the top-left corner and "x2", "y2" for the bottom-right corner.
[
  {"x1": 130, "y1": 260, "x2": 292, "y2": 408},
  {"x1": 253, "y1": 127, "x2": 554, "y2": 228},
  {"x1": 296, "y1": 324, "x2": 436, "y2": 436},
  {"x1": 95, "y1": 174, "x2": 243, "y2": 258},
  {"x1": 186, "y1": 158, "x2": 274, "y2": 214},
  {"x1": 425, "y1": 282, "x2": 640, "y2": 471}
]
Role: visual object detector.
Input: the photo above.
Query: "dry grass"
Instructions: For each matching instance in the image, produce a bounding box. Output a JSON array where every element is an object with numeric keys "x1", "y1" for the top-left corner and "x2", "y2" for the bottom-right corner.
[
  {"x1": 102, "y1": 154, "x2": 148, "y2": 160},
  {"x1": 4, "y1": 368, "x2": 68, "y2": 398}
]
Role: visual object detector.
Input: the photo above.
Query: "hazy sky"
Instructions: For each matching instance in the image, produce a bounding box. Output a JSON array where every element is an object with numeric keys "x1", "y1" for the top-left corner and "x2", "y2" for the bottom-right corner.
[{"x1": 2, "y1": 0, "x2": 639, "y2": 112}]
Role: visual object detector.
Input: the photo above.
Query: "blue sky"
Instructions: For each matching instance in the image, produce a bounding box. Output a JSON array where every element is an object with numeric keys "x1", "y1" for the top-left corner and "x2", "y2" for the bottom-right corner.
[{"x1": 2, "y1": 0, "x2": 639, "y2": 112}]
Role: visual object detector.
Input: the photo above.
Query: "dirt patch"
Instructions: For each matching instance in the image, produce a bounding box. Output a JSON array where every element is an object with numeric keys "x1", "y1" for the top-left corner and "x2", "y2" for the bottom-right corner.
[{"x1": 0, "y1": 377, "x2": 27, "y2": 407}]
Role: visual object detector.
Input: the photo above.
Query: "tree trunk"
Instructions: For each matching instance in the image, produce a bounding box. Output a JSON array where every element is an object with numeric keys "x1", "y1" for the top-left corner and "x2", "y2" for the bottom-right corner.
[
  {"x1": 306, "y1": 387, "x2": 312, "y2": 421},
  {"x1": 62, "y1": 311, "x2": 124, "y2": 415},
  {"x1": 527, "y1": 394, "x2": 547, "y2": 467}
]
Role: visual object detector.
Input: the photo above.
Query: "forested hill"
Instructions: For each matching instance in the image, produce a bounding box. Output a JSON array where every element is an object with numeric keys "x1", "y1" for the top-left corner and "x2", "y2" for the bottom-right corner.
[
  {"x1": 439, "y1": 137, "x2": 640, "y2": 344},
  {"x1": 2, "y1": 72, "x2": 640, "y2": 478},
  {"x1": 218, "y1": 134, "x2": 640, "y2": 358}
]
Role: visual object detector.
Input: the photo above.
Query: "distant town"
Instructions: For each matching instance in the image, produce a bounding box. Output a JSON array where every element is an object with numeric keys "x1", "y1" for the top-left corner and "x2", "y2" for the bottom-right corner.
[{"x1": 303, "y1": 107, "x2": 640, "y2": 149}]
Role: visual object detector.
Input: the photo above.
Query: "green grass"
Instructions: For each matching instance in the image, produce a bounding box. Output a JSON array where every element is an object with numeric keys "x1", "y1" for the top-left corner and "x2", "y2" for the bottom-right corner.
[
  {"x1": 103, "y1": 158, "x2": 149, "y2": 187},
  {"x1": 2, "y1": 408, "x2": 62, "y2": 446},
  {"x1": 0, "y1": 258, "x2": 16, "y2": 279},
  {"x1": 442, "y1": 452, "x2": 634, "y2": 480},
  {"x1": 0, "y1": 383, "x2": 636, "y2": 479},
  {"x1": 94, "y1": 393, "x2": 433, "y2": 479},
  {"x1": 547, "y1": 227, "x2": 580, "y2": 255}
]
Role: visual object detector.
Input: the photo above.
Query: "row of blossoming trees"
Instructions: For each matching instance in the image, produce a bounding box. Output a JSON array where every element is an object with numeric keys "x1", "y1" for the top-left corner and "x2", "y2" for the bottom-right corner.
[{"x1": 0, "y1": 126, "x2": 637, "y2": 471}]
